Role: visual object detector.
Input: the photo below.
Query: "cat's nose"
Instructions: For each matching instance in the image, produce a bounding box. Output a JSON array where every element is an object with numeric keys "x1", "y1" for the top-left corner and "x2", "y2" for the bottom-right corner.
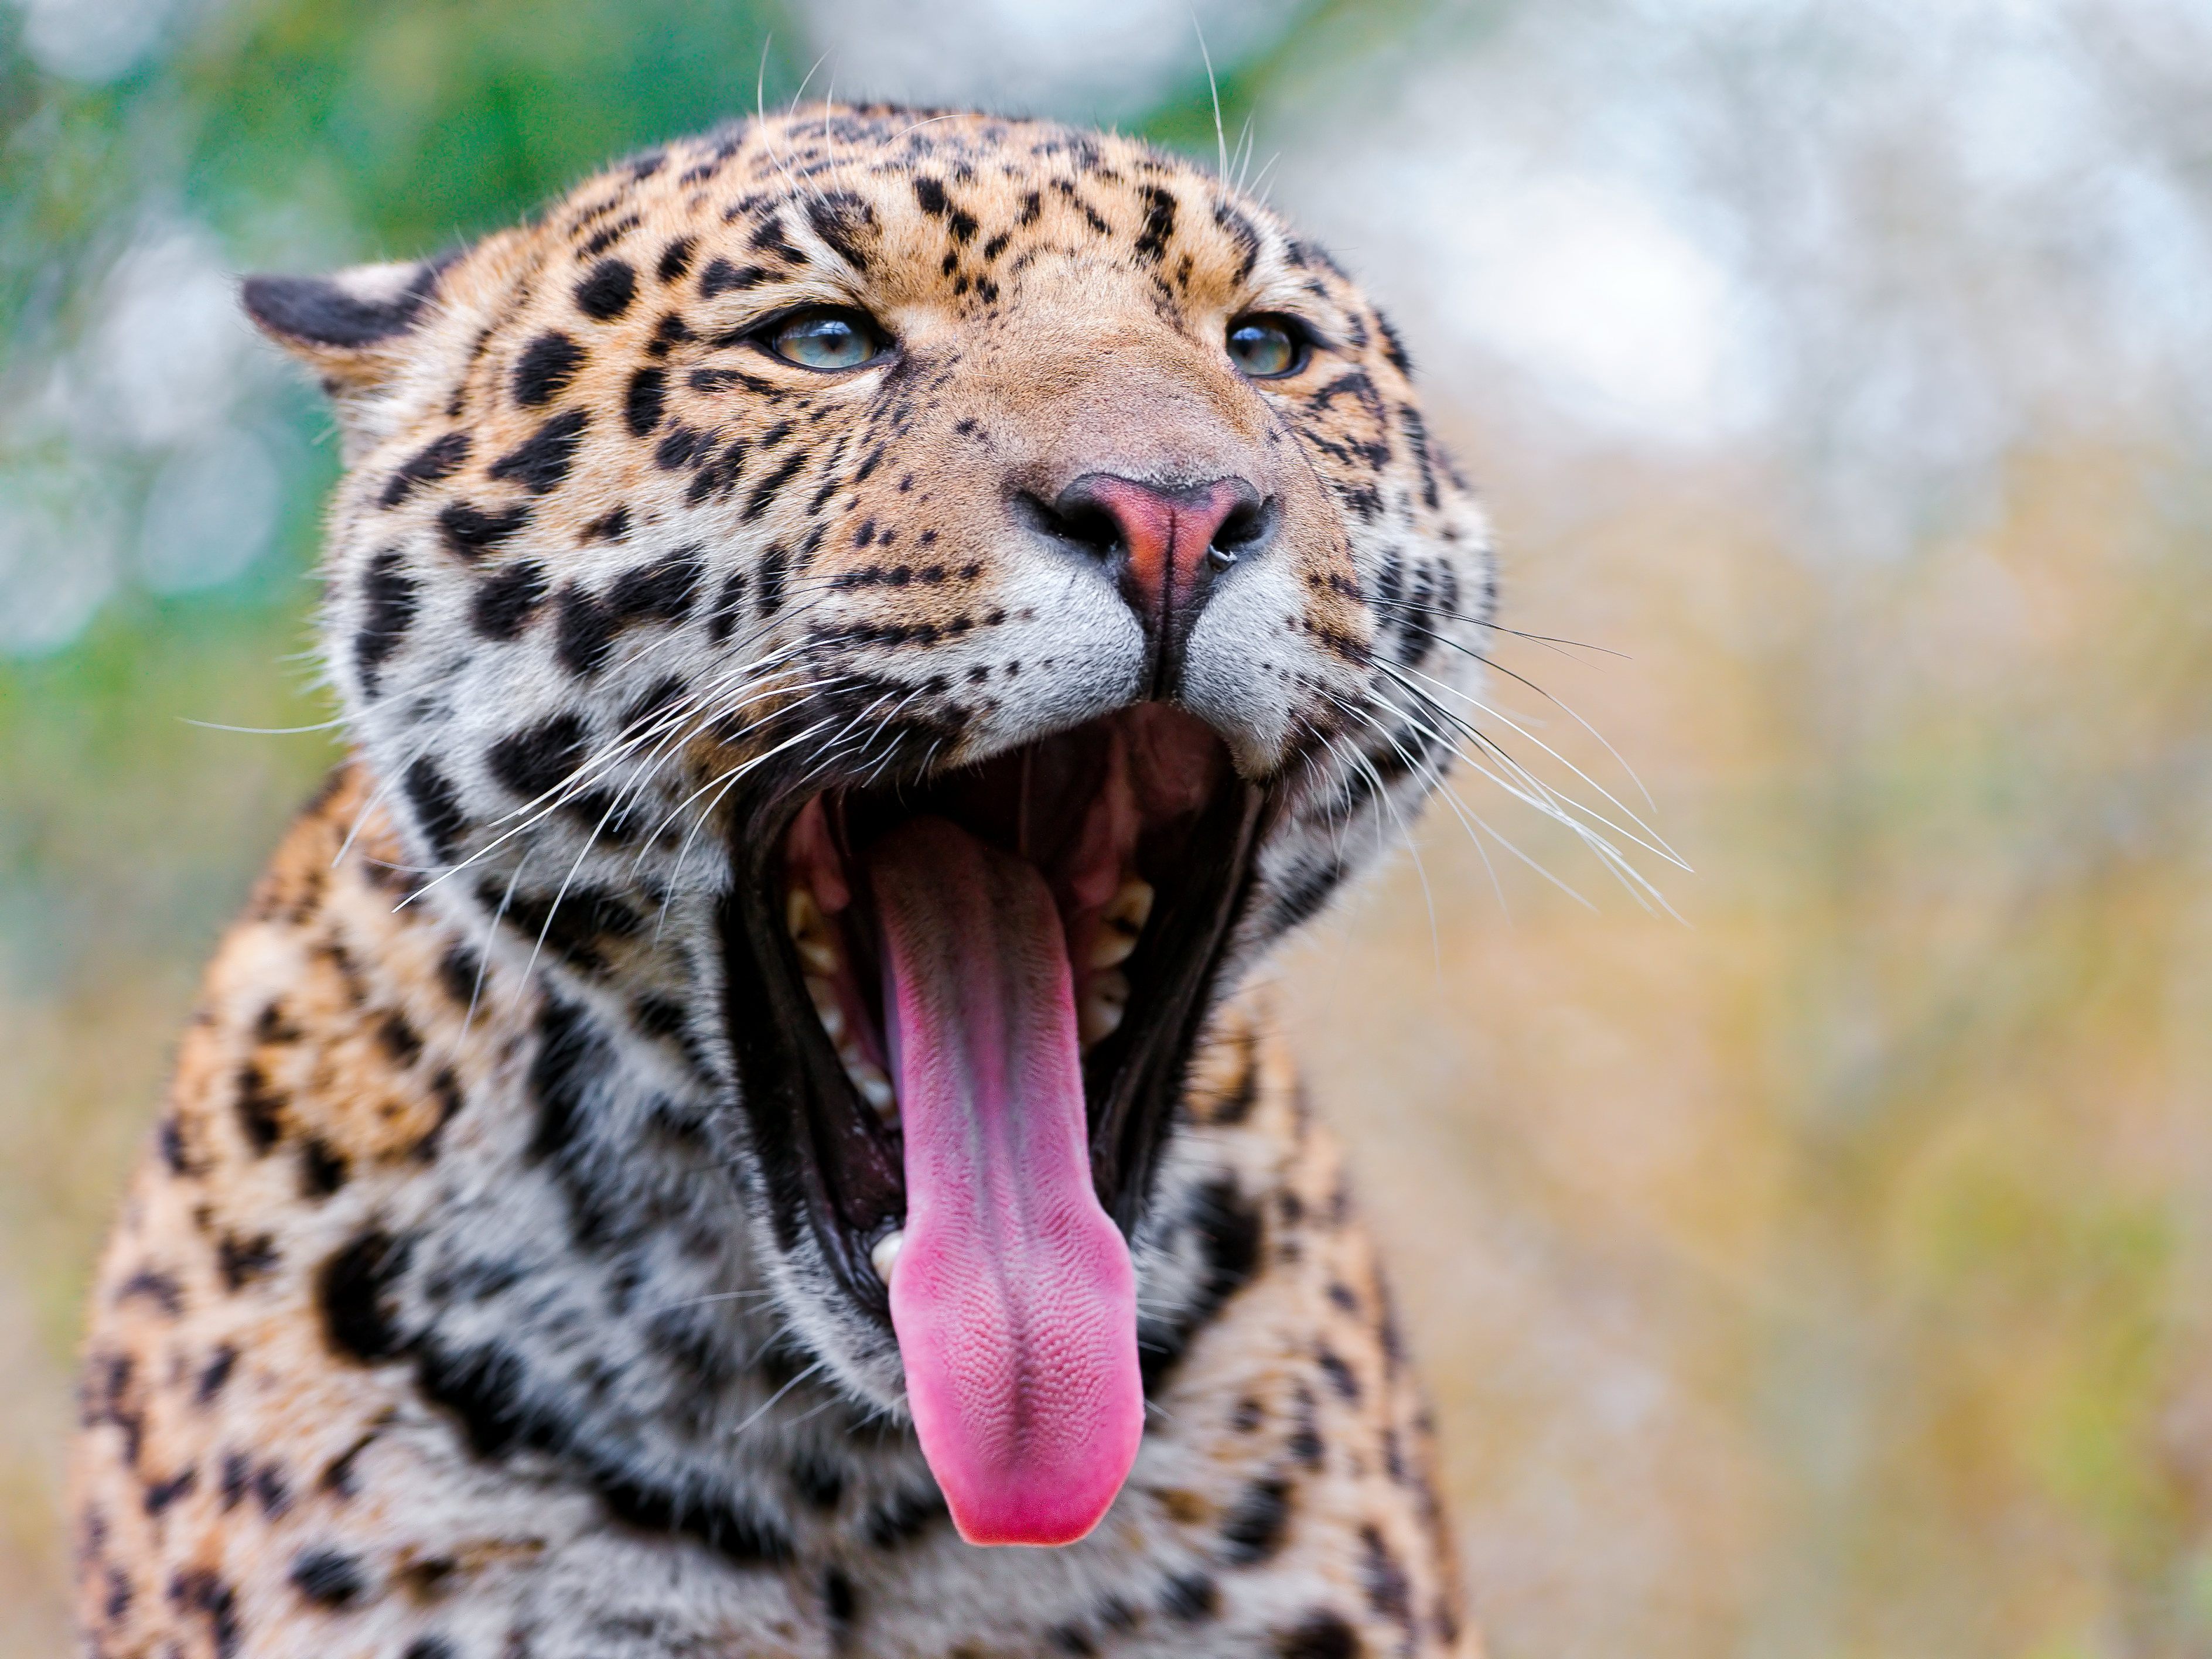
[{"x1": 1032, "y1": 473, "x2": 1276, "y2": 692}]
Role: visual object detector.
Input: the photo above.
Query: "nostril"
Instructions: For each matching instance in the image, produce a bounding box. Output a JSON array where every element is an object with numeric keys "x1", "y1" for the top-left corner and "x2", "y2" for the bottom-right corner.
[
  {"x1": 1019, "y1": 491, "x2": 1122, "y2": 558},
  {"x1": 1209, "y1": 497, "x2": 1277, "y2": 567}
]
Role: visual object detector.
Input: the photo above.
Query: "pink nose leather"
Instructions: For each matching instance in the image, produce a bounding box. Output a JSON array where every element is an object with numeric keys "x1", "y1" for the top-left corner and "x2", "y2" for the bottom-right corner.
[{"x1": 1066, "y1": 475, "x2": 1251, "y2": 632}]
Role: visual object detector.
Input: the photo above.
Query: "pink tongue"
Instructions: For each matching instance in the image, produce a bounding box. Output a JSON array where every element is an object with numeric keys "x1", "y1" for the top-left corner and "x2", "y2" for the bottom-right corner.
[{"x1": 867, "y1": 816, "x2": 1143, "y2": 1547}]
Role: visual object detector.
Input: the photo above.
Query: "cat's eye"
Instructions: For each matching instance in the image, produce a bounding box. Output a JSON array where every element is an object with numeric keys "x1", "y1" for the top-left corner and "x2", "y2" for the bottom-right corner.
[
  {"x1": 763, "y1": 308, "x2": 890, "y2": 371},
  {"x1": 1226, "y1": 315, "x2": 1308, "y2": 379}
]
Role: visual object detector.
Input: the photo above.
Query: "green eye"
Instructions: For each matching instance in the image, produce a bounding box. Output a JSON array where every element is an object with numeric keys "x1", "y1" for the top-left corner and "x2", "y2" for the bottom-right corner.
[
  {"x1": 765, "y1": 308, "x2": 888, "y2": 370},
  {"x1": 1226, "y1": 315, "x2": 1306, "y2": 379}
]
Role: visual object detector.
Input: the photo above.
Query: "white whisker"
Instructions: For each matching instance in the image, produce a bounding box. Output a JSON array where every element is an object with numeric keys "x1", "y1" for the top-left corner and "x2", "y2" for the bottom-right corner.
[{"x1": 726, "y1": 1359, "x2": 827, "y2": 1439}]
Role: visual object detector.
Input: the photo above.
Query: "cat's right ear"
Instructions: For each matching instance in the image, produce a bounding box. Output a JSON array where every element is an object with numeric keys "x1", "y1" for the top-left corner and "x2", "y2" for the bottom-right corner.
[{"x1": 241, "y1": 254, "x2": 454, "y2": 401}]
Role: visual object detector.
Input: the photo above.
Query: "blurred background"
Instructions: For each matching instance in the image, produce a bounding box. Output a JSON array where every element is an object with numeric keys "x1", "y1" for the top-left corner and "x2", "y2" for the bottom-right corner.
[{"x1": 5, "y1": 0, "x2": 2212, "y2": 1652}]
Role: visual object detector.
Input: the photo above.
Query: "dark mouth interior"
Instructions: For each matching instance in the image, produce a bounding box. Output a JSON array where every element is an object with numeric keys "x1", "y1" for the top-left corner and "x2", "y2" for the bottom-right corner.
[{"x1": 720, "y1": 704, "x2": 1264, "y2": 1322}]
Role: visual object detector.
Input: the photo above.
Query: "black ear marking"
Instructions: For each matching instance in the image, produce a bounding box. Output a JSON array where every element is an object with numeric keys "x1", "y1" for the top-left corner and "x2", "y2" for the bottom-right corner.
[
  {"x1": 241, "y1": 253, "x2": 454, "y2": 353},
  {"x1": 243, "y1": 273, "x2": 418, "y2": 349}
]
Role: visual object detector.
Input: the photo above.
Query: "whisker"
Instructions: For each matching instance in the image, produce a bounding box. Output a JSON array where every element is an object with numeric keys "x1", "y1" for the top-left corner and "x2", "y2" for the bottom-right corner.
[
  {"x1": 1378, "y1": 610, "x2": 1658, "y2": 812},
  {"x1": 1329, "y1": 699, "x2": 1448, "y2": 966},
  {"x1": 334, "y1": 772, "x2": 398, "y2": 875},
  {"x1": 1368, "y1": 596, "x2": 1631, "y2": 662},
  {"x1": 1379, "y1": 661, "x2": 1686, "y2": 871},
  {"x1": 507, "y1": 783, "x2": 632, "y2": 1013},
  {"x1": 180, "y1": 716, "x2": 347, "y2": 735},
  {"x1": 637, "y1": 1288, "x2": 778, "y2": 1316},
  {"x1": 1332, "y1": 689, "x2": 1587, "y2": 913},
  {"x1": 783, "y1": 1393, "x2": 843, "y2": 1429},
  {"x1": 465, "y1": 854, "x2": 532, "y2": 1036},
  {"x1": 1371, "y1": 665, "x2": 1682, "y2": 879},
  {"x1": 658, "y1": 716, "x2": 844, "y2": 896},
  {"x1": 402, "y1": 656, "x2": 847, "y2": 906},
  {"x1": 1250, "y1": 149, "x2": 1282, "y2": 206},
  {"x1": 726, "y1": 1359, "x2": 827, "y2": 1439},
  {"x1": 1195, "y1": 18, "x2": 1228, "y2": 182}
]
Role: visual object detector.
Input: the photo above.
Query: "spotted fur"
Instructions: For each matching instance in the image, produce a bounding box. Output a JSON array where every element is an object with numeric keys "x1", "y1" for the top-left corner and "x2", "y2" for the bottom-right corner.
[{"x1": 73, "y1": 107, "x2": 1494, "y2": 1657}]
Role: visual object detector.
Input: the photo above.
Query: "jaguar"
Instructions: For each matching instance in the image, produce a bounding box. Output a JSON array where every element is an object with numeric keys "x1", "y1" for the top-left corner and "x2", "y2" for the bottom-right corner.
[{"x1": 71, "y1": 104, "x2": 1494, "y2": 1657}]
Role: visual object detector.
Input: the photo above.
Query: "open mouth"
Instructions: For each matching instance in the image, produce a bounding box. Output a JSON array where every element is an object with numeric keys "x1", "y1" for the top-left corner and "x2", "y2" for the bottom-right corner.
[{"x1": 719, "y1": 702, "x2": 1264, "y2": 1542}]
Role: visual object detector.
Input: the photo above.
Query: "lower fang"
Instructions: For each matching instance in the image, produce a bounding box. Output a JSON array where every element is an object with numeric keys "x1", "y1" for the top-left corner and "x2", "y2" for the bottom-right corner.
[
  {"x1": 1078, "y1": 970, "x2": 1129, "y2": 1049},
  {"x1": 871, "y1": 1228, "x2": 905, "y2": 1282},
  {"x1": 805, "y1": 975, "x2": 845, "y2": 1042},
  {"x1": 846, "y1": 1055, "x2": 896, "y2": 1122}
]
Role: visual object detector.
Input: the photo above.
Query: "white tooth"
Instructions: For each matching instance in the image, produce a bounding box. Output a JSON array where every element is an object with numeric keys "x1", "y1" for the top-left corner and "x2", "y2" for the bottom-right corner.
[
  {"x1": 804, "y1": 976, "x2": 845, "y2": 1041},
  {"x1": 871, "y1": 1228, "x2": 906, "y2": 1283},
  {"x1": 786, "y1": 885, "x2": 841, "y2": 975},
  {"x1": 1089, "y1": 925, "x2": 1137, "y2": 970},
  {"x1": 1087, "y1": 877, "x2": 1153, "y2": 968},
  {"x1": 1079, "y1": 970, "x2": 1129, "y2": 1049},
  {"x1": 845, "y1": 1056, "x2": 897, "y2": 1122},
  {"x1": 1079, "y1": 998, "x2": 1125, "y2": 1047},
  {"x1": 786, "y1": 885, "x2": 821, "y2": 940},
  {"x1": 1102, "y1": 876, "x2": 1155, "y2": 934}
]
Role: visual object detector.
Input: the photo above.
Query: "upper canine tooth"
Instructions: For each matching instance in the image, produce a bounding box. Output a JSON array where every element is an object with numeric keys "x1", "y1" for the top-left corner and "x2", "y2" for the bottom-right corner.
[
  {"x1": 1079, "y1": 970, "x2": 1129, "y2": 1049},
  {"x1": 785, "y1": 886, "x2": 840, "y2": 975},
  {"x1": 786, "y1": 885, "x2": 821, "y2": 939}
]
